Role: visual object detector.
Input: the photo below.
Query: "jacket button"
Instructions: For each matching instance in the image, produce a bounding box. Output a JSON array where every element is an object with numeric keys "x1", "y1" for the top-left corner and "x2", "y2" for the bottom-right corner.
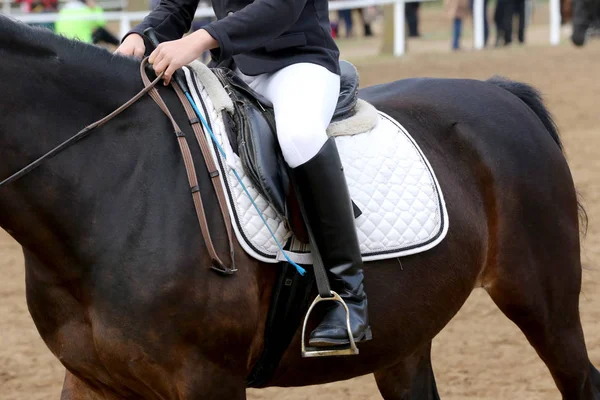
[{"x1": 227, "y1": 11, "x2": 233, "y2": 16}]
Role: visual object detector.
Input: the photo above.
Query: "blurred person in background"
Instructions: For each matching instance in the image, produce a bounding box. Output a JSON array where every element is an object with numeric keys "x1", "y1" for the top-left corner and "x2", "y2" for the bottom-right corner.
[
  {"x1": 16, "y1": 0, "x2": 58, "y2": 30},
  {"x1": 331, "y1": 18, "x2": 340, "y2": 38},
  {"x1": 332, "y1": 2, "x2": 375, "y2": 38},
  {"x1": 406, "y1": 2, "x2": 421, "y2": 37},
  {"x1": 55, "y1": 0, "x2": 120, "y2": 45},
  {"x1": 571, "y1": 0, "x2": 600, "y2": 44},
  {"x1": 337, "y1": 8, "x2": 354, "y2": 37},
  {"x1": 357, "y1": 8, "x2": 374, "y2": 36},
  {"x1": 561, "y1": 0, "x2": 573, "y2": 24},
  {"x1": 445, "y1": 0, "x2": 471, "y2": 50},
  {"x1": 502, "y1": 0, "x2": 526, "y2": 45},
  {"x1": 595, "y1": 2, "x2": 600, "y2": 34},
  {"x1": 494, "y1": 0, "x2": 506, "y2": 45},
  {"x1": 480, "y1": 0, "x2": 490, "y2": 45}
]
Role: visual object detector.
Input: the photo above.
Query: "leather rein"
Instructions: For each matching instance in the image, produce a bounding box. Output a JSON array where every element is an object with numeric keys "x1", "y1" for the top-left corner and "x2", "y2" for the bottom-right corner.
[
  {"x1": 0, "y1": 58, "x2": 236, "y2": 275},
  {"x1": 0, "y1": 60, "x2": 161, "y2": 188}
]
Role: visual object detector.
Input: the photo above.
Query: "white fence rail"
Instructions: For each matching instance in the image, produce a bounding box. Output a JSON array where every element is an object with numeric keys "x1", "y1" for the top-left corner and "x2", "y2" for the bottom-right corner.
[{"x1": 3, "y1": 0, "x2": 562, "y2": 56}]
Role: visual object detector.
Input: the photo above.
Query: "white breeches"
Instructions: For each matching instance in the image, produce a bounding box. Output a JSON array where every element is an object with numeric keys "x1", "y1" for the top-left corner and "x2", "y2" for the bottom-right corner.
[{"x1": 235, "y1": 63, "x2": 340, "y2": 168}]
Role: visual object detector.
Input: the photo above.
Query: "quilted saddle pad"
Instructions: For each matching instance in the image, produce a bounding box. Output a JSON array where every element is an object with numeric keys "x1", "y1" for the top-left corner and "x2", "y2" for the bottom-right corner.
[{"x1": 183, "y1": 64, "x2": 449, "y2": 264}]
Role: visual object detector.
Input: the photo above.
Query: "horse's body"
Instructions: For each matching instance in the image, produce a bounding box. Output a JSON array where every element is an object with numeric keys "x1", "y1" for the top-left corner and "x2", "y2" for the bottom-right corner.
[{"x1": 1, "y1": 17, "x2": 599, "y2": 399}]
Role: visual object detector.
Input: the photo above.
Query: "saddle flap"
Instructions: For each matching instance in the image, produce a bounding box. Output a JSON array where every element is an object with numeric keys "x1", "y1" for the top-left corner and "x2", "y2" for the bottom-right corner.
[
  {"x1": 238, "y1": 103, "x2": 289, "y2": 218},
  {"x1": 212, "y1": 68, "x2": 289, "y2": 219}
]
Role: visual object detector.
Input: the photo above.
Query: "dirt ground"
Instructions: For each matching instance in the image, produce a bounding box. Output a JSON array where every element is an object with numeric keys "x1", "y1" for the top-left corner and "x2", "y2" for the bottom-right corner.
[{"x1": 2, "y1": 8, "x2": 600, "y2": 400}]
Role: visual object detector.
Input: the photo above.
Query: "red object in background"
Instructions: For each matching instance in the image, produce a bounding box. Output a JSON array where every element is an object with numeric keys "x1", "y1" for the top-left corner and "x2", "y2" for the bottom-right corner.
[{"x1": 16, "y1": 0, "x2": 58, "y2": 13}]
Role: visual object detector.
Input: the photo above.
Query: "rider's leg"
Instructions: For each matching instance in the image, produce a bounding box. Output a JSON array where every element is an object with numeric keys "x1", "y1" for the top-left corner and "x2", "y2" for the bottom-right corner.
[{"x1": 249, "y1": 62, "x2": 372, "y2": 346}]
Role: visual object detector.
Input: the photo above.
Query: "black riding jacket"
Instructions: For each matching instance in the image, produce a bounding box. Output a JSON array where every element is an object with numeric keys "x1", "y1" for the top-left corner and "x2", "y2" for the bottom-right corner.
[{"x1": 130, "y1": 0, "x2": 340, "y2": 76}]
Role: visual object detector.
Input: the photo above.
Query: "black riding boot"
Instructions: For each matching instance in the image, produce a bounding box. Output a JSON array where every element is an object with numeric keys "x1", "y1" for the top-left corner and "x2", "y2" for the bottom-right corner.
[{"x1": 292, "y1": 137, "x2": 372, "y2": 347}]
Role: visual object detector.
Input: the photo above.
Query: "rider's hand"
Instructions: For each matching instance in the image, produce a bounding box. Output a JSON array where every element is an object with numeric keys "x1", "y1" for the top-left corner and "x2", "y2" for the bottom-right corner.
[
  {"x1": 149, "y1": 29, "x2": 218, "y2": 85},
  {"x1": 114, "y1": 33, "x2": 146, "y2": 59}
]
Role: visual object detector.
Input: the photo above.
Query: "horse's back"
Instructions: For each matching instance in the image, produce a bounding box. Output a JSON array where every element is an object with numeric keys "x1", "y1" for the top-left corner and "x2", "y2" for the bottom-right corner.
[{"x1": 360, "y1": 77, "x2": 569, "y2": 190}]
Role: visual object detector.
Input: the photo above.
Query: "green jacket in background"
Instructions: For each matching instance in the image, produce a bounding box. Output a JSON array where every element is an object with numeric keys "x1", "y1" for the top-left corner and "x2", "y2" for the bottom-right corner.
[{"x1": 55, "y1": 1, "x2": 105, "y2": 43}]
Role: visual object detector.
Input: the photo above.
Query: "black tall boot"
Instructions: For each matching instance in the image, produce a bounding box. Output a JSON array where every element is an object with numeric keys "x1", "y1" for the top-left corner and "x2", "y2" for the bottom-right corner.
[{"x1": 292, "y1": 137, "x2": 372, "y2": 347}]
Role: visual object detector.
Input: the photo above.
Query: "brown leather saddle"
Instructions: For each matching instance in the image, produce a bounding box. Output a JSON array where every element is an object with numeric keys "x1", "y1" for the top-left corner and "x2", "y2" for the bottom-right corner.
[{"x1": 211, "y1": 61, "x2": 361, "y2": 242}]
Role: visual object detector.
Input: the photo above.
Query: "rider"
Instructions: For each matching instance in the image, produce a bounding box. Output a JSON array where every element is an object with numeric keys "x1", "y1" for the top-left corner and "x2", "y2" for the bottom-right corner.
[{"x1": 116, "y1": 0, "x2": 371, "y2": 347}]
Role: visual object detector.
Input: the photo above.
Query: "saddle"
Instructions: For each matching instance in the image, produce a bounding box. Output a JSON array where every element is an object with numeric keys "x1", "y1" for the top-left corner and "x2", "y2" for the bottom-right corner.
[
  {"x1": 211, "y1": 61, "x2": 361, "y2": 240},
  {"x1": 180, "y1": 60, "x2": 448, "y2": 385}
]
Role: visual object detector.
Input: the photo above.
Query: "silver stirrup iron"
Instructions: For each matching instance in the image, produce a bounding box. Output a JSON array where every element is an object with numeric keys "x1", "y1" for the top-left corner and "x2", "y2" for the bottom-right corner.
[{"x1": 301, "y1": 291, "x2": 359, "y2": 358}]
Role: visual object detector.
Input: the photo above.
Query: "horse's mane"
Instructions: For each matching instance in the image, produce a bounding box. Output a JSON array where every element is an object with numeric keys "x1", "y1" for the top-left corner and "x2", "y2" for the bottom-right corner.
[{"x1": 0, "y1": 15, "x2": 138, "y2": 81}]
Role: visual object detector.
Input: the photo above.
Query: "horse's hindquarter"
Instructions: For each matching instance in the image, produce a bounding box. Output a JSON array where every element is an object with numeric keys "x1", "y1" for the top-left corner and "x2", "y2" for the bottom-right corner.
[{"x1": 268, "y1": 78, "x2": 577, "y2": 387}]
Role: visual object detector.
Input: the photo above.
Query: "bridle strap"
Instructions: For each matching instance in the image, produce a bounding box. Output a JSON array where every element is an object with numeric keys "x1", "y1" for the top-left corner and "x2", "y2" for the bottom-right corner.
[{"x1": 0, "y1": 66, "x2": 164, "y2": 188}]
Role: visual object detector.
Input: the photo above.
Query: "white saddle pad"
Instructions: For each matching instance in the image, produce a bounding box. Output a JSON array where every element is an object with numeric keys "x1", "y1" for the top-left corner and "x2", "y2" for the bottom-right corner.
[{"x1": 183, "y1": 63, "x2": 449, "y2": 264}]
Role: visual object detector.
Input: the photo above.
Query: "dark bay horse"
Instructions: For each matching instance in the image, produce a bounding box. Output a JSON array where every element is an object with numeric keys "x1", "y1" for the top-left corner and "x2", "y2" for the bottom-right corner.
[{"x1": 1, "y1": 16, "x2": 599, "y2": 399}]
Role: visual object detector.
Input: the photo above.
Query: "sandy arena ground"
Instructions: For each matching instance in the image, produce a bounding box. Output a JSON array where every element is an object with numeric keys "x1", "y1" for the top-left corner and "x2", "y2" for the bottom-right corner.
[{"x1": 2, "y1": 8, "x2": 600, "y2": 400}]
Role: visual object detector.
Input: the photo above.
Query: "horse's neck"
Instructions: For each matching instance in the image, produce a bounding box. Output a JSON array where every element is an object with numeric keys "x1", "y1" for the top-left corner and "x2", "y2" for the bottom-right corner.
[{"x1": 0, "y1": 44, "x2": 175, "y2": 274}]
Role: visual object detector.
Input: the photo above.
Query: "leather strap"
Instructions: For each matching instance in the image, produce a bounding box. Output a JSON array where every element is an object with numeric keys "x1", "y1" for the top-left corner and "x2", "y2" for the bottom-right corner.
[
  {"x1": 288, "y1": 176, "x2": 332, "y2": 298},
  {"x1": 0, "y1": 69, "x2": 164, "y2": 188},
  {"x1": 139, "y1": 60, "x2": 235, "y2": 274},
  {"x1": 171, "y1": 85, "x2": 236, "y2": 274}
]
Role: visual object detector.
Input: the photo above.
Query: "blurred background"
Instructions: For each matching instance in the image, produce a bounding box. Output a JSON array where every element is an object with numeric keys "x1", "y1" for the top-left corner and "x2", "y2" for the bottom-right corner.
[
  {"x1": 1, "y1": 1, "x2": 600, "y2": 399},
  {"x1": 2, "y1": 0, "x2": 599, "y2": 53}
]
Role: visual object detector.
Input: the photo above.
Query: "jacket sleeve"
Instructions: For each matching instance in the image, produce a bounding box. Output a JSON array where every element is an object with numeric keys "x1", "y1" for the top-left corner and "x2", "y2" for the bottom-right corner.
[
  {"x1": 127, "y1": 0, "x2": 200, "y2": 44},
  {"x1": 203, "y1": 0, "x2": 308, "y2": 63}
]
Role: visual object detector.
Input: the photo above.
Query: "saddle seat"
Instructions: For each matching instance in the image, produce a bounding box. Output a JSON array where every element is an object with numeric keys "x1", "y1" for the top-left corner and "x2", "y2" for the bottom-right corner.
[{"x1": 212, "y1": 61, "x2": 365, "y2": 241}]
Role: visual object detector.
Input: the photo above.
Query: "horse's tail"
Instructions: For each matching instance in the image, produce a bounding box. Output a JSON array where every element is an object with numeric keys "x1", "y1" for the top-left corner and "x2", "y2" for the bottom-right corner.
[
  {"x1": 487, "y1": 76, "x2": 588, "y2": 236},
  {"x1": 486, "y1": 76, "x2": 563, "y2": 151}
]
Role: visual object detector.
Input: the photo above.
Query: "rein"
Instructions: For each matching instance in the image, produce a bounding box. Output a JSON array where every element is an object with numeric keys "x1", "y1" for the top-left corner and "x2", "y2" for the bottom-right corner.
[
  {"x1": 0, "y1": 60, "x2": 163, "y2": 188},
  {"x1": 0, "y1": 58, "x2": 236, "y2": 274}
]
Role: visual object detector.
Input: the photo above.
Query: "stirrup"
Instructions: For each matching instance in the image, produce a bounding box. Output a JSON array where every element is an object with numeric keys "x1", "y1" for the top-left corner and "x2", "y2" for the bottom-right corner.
[{"x1": 301, "y1": 291, "x2": 359, "y2": 358}]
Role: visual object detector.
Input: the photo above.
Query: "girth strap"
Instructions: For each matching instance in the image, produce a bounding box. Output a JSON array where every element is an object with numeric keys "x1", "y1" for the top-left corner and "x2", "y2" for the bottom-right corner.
[{"x1": 139, "y1": 60, "x2": 235, "y2": 274}]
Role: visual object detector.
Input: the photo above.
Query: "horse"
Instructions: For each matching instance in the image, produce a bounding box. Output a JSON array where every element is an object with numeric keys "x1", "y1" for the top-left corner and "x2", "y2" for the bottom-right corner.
[{"x1": 1, "y1": 16, "x2": 599, "y2": 400}]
